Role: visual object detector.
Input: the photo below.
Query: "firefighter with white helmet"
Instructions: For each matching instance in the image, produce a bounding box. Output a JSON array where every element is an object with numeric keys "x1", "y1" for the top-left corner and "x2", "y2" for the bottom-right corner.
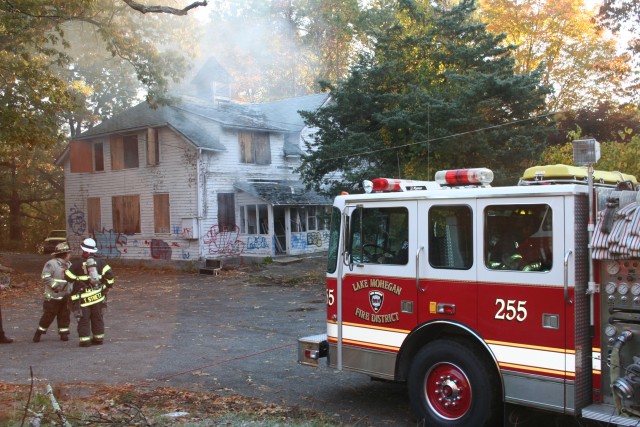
[
  {"x1": 33, "y1": 242, "x2": 73, "y2": 342},
  {"x1": 65, "y1": 237, "x2": 115, "y2": 347}
]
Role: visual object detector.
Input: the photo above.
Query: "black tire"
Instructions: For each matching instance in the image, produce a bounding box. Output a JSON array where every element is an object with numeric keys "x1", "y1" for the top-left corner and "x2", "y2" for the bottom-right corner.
[{"x1": 407, "y1": 339, "x2": 502, "y2": 427}]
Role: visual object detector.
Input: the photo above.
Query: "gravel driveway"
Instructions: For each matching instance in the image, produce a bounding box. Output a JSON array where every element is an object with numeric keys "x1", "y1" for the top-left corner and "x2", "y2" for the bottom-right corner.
[{"x1": 0, "y1": 252, "x2": 415, "y2": 426}]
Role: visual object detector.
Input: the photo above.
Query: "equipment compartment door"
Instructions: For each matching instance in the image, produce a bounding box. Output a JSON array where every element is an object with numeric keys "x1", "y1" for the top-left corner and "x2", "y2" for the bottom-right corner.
[{"x1": 476, "y1": 196, "x2": 569, "y2": 413}]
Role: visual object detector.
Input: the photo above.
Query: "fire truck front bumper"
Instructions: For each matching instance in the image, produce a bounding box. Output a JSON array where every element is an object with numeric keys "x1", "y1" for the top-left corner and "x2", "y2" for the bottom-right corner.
[{"x1": 297, "y1": 334, "x2": 328, "y2": 367}]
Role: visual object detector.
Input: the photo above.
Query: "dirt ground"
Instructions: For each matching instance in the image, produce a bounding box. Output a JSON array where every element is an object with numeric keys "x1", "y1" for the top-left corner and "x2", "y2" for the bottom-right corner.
[
  {"x1": 0, "y1": 252, "x2": 598, "y2": 427},
  {"x1": 0, "y1": 251, "x2": 416, "y2": 426}
]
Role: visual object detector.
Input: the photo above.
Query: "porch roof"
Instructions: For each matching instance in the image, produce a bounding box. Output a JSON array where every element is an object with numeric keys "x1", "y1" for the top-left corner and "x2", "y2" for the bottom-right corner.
[{"x1": 234, "y1": 181, "x2": 331, "y2": 206}]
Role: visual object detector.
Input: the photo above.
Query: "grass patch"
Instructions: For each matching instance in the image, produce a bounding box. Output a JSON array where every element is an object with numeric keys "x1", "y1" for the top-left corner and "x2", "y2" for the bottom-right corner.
[{"x1": 0, "y1": 384, "x2": 343, "y2": 427}]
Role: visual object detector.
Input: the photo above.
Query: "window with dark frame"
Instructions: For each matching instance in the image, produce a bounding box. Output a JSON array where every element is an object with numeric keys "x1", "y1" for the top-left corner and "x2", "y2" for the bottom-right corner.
[
  {"x1": 112, "y1": 195, "x2": 141, "y2": 234},
  {"x1": 147, "y1": 128, "x2": 159, "y2": 166},
  {"x1": 69, "y1": 141, "x2": 93, "y2": 173},
  {"x1": 428, "y1": 205, "x2": 473, "y2": 270},
  {"x1": 93, "y1": 143, "x2": 104, "y2": 172},
  {"x1": 301, "y1": 206, "x2": 330, "y2": 232},
  {"x1": 111, "y1": 134, "x2": 139, "y2": 170},
  {"x1": 484, "y1": 204, "x2": 553, "y2": 272},
  {"x1": 239, "y1": 131, "x2": 271, "y2": 165},
  {"x1": 349, "y1": 207, "x2": 409, "y2": 265},
  {"x1": 87, "y1": 197, "x2": 101, "y2": 234},
  {"x1": 153, "y1": 193, "x2": 170, "y2": 233},
  {"x1": 217, "y1": 193, "x2": 236, "y2": 229},
  {"x1": 240, "y1": 204, "x2": 269, "y2": 234}
]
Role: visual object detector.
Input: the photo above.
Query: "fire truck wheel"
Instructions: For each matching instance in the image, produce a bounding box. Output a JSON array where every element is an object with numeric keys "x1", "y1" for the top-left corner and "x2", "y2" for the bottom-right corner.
[{"x1": 407, "y1": 339, "x2": 501, "y2": 427}]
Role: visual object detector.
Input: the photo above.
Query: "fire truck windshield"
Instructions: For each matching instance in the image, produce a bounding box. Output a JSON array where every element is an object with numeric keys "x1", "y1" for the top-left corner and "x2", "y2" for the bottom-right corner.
[{"x1": 349, "y1": 207, "x2": 409, "y2": 265}]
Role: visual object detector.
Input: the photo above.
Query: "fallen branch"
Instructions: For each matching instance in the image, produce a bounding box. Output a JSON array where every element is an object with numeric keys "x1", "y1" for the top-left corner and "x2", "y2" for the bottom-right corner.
[
  {"x1": 20, "y1": 367, "x2": 35, "y2": 427},
  {"x1": 45, "y1": 384, "x2": 72, "y2": 427}
]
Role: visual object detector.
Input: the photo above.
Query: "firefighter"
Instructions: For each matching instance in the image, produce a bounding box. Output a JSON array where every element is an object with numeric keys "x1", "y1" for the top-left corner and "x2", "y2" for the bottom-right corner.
[
  {"x1": 0, "y1": 287, "x2": 13, "y2": 344},
  {"x1": 65, "y1": 237, "x2": 115, "y2": 347},
  {"x1": 33, "y1": 242, "x2": 73, "y2": 342}
]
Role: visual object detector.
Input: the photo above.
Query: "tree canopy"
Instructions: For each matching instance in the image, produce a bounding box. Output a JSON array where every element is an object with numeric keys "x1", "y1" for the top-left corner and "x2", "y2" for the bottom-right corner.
[
  {"x1": 0, "y1": 0, "x2": 203, "y2": 148},
  {"x1": 479, "y1": 0, "x2": 632, "y2": 111},
  {"x1": 0, "y1": 0, "x2": 204, "y2": 248},
  {"x1": 299, "y1": 0, "x2": 552, "y2": 194}
]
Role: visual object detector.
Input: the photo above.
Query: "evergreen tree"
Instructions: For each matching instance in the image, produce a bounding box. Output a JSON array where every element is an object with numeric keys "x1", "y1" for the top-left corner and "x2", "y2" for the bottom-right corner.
[{"x1": 299, "y1": 0, "x2": 553, "y2": 194}]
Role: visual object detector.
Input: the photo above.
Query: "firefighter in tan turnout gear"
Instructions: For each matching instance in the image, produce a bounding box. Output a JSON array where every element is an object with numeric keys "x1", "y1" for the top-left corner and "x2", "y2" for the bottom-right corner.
[
  {"x1": 33, "y1": 242, "x2": 73, "y2": 342},
  {"x1": 65, "y1": 238, "x2": 115, "y2": 347}
]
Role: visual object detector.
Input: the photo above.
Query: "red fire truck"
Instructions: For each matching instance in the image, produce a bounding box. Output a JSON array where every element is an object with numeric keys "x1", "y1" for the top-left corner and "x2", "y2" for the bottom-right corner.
[{"x1": 298, "y1": 164, "x2": 640, "y2": 426}]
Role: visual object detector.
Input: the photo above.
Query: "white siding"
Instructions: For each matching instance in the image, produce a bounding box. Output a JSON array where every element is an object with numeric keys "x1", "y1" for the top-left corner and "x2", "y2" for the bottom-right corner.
[
  {"x1": 64, "y1": 128, "x2": 200, "y2": 261},
  {"x1": 64, "y1": 120, "x2": 328, "y2": 261}
]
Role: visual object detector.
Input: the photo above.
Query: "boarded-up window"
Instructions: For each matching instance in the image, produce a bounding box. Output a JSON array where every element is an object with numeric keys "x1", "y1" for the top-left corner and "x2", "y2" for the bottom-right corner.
[
  {"x1": 94, "y1": 143, "x2": 104, "y2": 172},
  {"x1": 112, "y1": 195, "x2": 140, "y2": 234},
  {"x1": 111, "y1": 134, "x2": 139, "y2": 170},
  {"x1": 217, "y1": 193, "x2": 236, "y2": 228},
  {"x1": 154, "y1": 193, "x2": 170, "y2": 233},
  {"x1": 147, "y1": 128, "x2": 159, "y2": 166},
  {"x1": 87, "y1": 198, "x2": 101, "y2": 234},
  {"x1": 69, "y1": 141, "x2": 93, "y2": 173},
  {"x1": 239, "y1": 131, "x2": 271, "y2": 165}
]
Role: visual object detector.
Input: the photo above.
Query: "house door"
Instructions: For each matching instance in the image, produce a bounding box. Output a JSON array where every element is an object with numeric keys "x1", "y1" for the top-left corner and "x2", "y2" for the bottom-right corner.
[{"x1": 273, "y1": 206, "x2": 287, "y2": 254}]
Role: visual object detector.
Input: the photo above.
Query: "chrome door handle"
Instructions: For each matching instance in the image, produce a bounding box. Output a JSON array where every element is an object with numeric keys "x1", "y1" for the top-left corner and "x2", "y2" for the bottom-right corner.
[{"x1": 416, "y1": 246, "x2": 424, "y2": 293}]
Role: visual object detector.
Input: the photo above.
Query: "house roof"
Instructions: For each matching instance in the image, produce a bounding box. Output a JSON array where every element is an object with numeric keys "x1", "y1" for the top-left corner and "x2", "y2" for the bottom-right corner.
[
  {"x1": 234, "y1": 181, "x2": 331, "y2": 206},
  {"x1": 73, "y1": 93, "x2": 330, "y2": 154},
  {"x1": 257, "y1": 93, "x2": 330, "y2": 132}
]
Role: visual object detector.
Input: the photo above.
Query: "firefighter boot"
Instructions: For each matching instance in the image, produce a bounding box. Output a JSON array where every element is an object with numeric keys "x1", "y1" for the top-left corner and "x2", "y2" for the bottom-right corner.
[
  {"x1": 60, "y1": 333, "x2": 69, "y2": 342},
  {"x1": 0, "y1": 334, "x2": 13, "y2": 344},
  {"x1": 33, "y1": 330, "x2": 43, "y2": 343}
]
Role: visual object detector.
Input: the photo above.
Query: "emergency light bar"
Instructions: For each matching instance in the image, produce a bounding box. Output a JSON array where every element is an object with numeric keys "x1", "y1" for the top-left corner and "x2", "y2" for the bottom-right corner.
[
  {"x1": 363, "y1": 178, "x2": 438, "y2": 193},
  {"x1": 434, "y1": 168, "x2": 493, "y2": 187}
]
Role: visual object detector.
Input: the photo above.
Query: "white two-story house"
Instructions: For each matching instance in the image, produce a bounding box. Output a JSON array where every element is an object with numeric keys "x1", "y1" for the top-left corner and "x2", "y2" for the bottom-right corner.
[{"x1": 55, "y1": 73, "x2": 331, "y2": 262}]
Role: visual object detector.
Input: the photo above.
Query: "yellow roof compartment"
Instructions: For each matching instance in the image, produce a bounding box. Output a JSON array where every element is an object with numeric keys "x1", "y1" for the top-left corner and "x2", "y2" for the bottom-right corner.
[{"x1": 520, "y1": 164, "x2": 638, "y2": 187}]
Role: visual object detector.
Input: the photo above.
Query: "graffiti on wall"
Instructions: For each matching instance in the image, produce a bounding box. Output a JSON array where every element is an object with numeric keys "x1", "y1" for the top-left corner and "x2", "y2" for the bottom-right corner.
[
  {"x1": 203, "y1": 224, "x2": 246, "y2": 256},
  {"x1": 67, "y1": 205, "x2": 87, "y2": 236},
  {"x1": 307, "y1": 231, "x2": 329, "y2": 248},
  {"x1": 150, "y1": 239, "x2": 172, "y2": 260},
  {"x1": 291, "y1": 231, "x2": 330, "y2": 250},
  {"x1": 93, "y1": 228, "x2": 128, "y2": 258},
  {"x1": 291, "y1": 233, "x2": 306, "y2": 250},
  {"x1": 246, "y1": 236, "x2": 268, "y2": 250}
]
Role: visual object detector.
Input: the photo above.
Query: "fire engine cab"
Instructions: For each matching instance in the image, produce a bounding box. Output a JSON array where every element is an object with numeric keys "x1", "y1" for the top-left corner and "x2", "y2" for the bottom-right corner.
[{"x1": 298, "y1": 163, "x2": 640, "y2": 426}]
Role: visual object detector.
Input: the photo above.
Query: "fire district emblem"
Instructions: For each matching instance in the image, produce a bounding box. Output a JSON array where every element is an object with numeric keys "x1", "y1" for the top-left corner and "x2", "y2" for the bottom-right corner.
[{"x1": 369, "y1": 290, "x2": 384, "y2": 313}]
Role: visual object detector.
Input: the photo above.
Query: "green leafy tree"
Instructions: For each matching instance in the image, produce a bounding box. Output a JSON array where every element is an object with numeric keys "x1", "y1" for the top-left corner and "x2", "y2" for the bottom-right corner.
[
  {"x1": 0, "y1": 0, "x2": 204, "y2": 248},
  {"x1": 0, "y1": 142, "x2": 66, "y2": 247},
  {"x1": 542, "y1": 135, "x2": 640, "y2": 180},
  {"x1": 547, "y1": 103, "x2": 640, "y2": 146},
  {"x1": 299, "y1": 0, "x2": 552, "y2": 194}
]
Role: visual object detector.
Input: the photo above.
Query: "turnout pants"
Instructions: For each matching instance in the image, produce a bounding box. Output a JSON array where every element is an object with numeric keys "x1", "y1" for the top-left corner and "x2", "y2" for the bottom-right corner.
[
  {"x1": 37, "y1": 297, "x2": 71, "y2": 335},
  {"x1": 77, "y1": 302, "x2": 105, "y2": 344},
  {"x1": 0, "y1": 303, "x2": 5, "y2": 337}
]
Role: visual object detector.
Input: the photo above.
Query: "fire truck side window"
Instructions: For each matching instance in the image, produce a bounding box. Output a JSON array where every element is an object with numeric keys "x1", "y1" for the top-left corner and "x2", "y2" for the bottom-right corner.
[
  {"x1": 484, "y1": 204, "x2": 553, "y2": 272},
  {"x1": 428, "y1": 205, "x2": 473, "y2": 269},
  {"x1": 350, "y1": 207, "x2": 409, "y2": 265}
]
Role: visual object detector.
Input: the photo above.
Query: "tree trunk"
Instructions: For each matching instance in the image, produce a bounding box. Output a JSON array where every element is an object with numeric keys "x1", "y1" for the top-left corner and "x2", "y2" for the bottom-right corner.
[{"x1": 8, "y1": 158, "x2": 23, "y2": 243}]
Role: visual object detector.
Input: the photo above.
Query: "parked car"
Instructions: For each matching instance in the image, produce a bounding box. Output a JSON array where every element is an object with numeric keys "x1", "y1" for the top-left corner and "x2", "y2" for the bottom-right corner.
[{"x1": 38, "y1": 230, "x2": 67, "y2": 254}]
